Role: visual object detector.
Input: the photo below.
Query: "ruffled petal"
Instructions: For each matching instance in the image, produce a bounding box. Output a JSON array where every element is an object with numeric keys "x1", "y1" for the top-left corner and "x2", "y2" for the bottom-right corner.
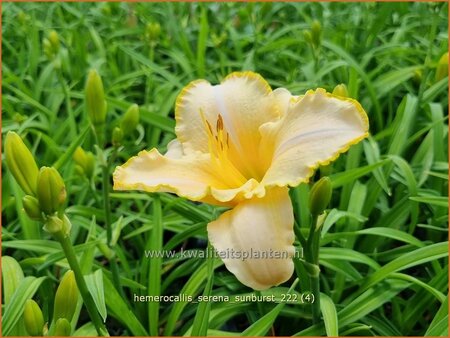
[
  {"x1": 175, "y1": 71, "x2": 281, "y2": 180},
  {"x1": 207, "y1": 187, "x2": 295, "y2": 290},
  {"x1": 260, "y1": 88, "x2": 369, "y2": 188},
  {"x1": 113, "y1": 148, "x2": 263, "y2": 207},
  {"x1": 113, "y1": 149, "x2": 226, "y2": 201}
]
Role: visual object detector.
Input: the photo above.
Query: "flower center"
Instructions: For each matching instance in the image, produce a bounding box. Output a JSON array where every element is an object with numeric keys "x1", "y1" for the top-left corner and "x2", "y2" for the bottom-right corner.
[{"x1": 200, "y1": 111, "x2": 248, "y2": 187}]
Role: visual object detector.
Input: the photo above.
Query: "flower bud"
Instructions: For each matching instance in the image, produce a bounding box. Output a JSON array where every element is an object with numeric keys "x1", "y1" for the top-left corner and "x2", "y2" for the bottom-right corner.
[
  {"x1": 73, "y1": 146, "x2": 86, "y2": 164},
  {"x1": 332, "y1": 84, "x2": 348, "y2": 97},
  {"x1": 43, "y1": 215, "x2": 63, "y2": 234},
  {"x1": 22, "y1": 195, "x2": 43, "y2": 221},
  {"x1": 18, "y1": 11, "x2": 27, "y2": 25},
  {"x1": 435, "y1": 52, "x2": 448, "y2": 82},
  {"x1": 303, "y1": 30, "x2": 312, "y2": 44},
  {"x1": 36, "y1": 167, "x2": 66, "y2": 215},
  {"x1": 121, "y1": 104, "x2": 140, "y2": 134},
  {"x1": 43, "y1": 38, "x2": 53, "y2": 59},
  {"x1": 311, "y1": 20, "x2": 322, "y2": 48},
  {"x1": 54, "y1": 318, "x2": 71, "y2": 336},
  {"x1": 23, "y1": 299, "x2": 44, "y2": 336},
  {"x1": 413, "y1": 69, "x2": 422, "y2": 86},
  {"x1": 145, "y1": 22, "x2": 161, "y2": 43},
  {"x1": 309, "y1": 177, "x2": 332, "y2": 216},
  {"x1": 54, "y1": 270, "x2": 78, "y2": 322},
  {"x1": 43, "y1": 213, "x2": 71, "y2": 236},
  {"x1": 49, "y1": 30, "x2": 60, "y2": 54},
  {"x1": 112, "y1": 127, "x2": 123, "y2": 147},
  {"x1": 101, "y1": 3, "x2": 111, "y2": 16},
  {"x1": 73, "y1": 147, "x2": 95, "y2": 178},
  {"x1": 85, "y1": 69, "x2": 107, "y2": 127},
  {"x1": 13, "y1": 112, "x2": 27, "y2": 124},
  {"x1": 5, "y1": 131, "x2": 39, "y2": 196}
]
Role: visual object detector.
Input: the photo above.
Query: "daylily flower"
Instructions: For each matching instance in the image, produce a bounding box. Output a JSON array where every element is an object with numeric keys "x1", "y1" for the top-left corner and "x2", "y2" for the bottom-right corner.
[{"x1": 113, "y1": 72, "x2": 369, "y2": 290}]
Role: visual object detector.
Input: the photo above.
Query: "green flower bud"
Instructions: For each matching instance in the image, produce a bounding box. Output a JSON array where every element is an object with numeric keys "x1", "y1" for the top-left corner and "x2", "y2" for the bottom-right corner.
[
  {"x1": 36, "y1": 167, "x2": 66, "y2": 215},
  {"x1": 5, "y1": 131, "x2": 39, "y2": 196},
  {"x1": 145, "y1": 22, "x2": 161, "y2": 43},
  {"x1": 303, "y1": 30, "x2": 312, "y2": 44},
  {"x1": 309, "y1": 177, "x2": 332, "y2": 216},
  {"x1": 18, "y1": 11, "x2": 27, "y2": 25},
  {"x1": 101, "y1": 3, "x2": 111, "y2": 16},
  {"x1": 23, "y1": 299, "x2": 44, "y2": 336},
  {"x1": 43, "y1": 214, "x2": 72, "y2": 236},
  {"x1": 73, "y1": 146, "x2": 86, "y2": 165},
  {"x1": 22, "y1": 195, "x2": 43, "y2": 221},
  {"x1": 85, "y1": 152, "x2": 96, "y2": 178},
  {"x1": 435, "y1": 52, "x2": 448, "y2": 82},
  {"x1": 311, "y1": 20, "x2": 322, "y2": 48},
  {"x1": 43, "y1": 38, "x2": 53, "y2": 59},
  {"x1": 54, "y1": 318, "x2": 71, "y2": 336},
  {"x1": 13, "y1": 112, "x2": 27, "y2": 124},
  {"x1": 49, "y1": 30, "x2": 60, "y2": 54},
  {"x1": 54, "y1": 270, "x2": 78, "y2": 322},
  {"x1": 332, "y1": 84, "x2": 348, "y2": 98},
  {"x1": 43, "y1": 215, "x2": 63, "y2": 234},
  {"x1": 73, "y1": 147, "x2": 95, "y2": 178},
  {"x1": 413, "y1": 69, "x2": 422, "y2": 85},
  {"x1": 85, "y1": 69, "x2": 107, "y2": 127},
  {"x1": 112, "y1": 127, "x2": 123, "y2": 146},
  {"x1": 121, "y1": 104, "x2": 140, "y2": 134}
]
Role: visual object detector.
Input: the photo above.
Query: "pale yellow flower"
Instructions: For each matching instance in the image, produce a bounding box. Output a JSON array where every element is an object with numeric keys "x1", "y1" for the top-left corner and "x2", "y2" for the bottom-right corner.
[{"x1": 113, "y1": 72, "x2": 369, "y2": 290}]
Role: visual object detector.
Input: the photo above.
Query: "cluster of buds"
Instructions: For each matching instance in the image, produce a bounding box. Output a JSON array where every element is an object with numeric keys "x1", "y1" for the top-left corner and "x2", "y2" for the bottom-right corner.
[
  {"x1": 85, "y1": 69, "x2": 140, "y2": 147},
  {"x1": 5, "y1": 132, "x2": 71, "y2": 235},
  {"x1": 112, "y1": 103, "x2": 140, "y2": 146},
  {"x1": 145, "y1": 22, "x2": 161, "y2": 47},
  {"x1": 73, "y1": 147, "x2": 96, "y2": 179},
  {"x1": 23, "y1": 270, "x2": 78, "y2": 336},
  {"x1": 43, "y1": 30, "x2": 60, "y2": 61},
  {"x1": 303, "y1": 20, "x2": 322, "y2": 49}
]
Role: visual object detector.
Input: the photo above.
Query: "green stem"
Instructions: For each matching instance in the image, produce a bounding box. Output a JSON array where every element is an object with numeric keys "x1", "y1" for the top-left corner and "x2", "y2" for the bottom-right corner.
[
  {"x1": 92, "y1": 126, "x2": 124, "y2": 298},
  {"x1": 101, "y1": 157, "x2": 124, "y2": 298},
  {"x1": 56, "y1": 68, "x2": 76, "y2": 137},
  {"x1": 54, "y1": 232, "x2": 108, "y2": 336},
  {"x1": 306, "y1": 214, "x2": 321, "y2": 324},
  {"x1": 310, "y1": 273, "x2": 321, "y2": 324}
]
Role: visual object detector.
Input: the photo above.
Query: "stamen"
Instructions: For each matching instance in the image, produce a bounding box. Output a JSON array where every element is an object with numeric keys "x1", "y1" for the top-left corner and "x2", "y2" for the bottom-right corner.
[
  {"x1": 216, "y1": 114, "x2": 224, "y2": 132},
  {"x1": 198, "y1": 109, "x2": 248, "y2": 187}
]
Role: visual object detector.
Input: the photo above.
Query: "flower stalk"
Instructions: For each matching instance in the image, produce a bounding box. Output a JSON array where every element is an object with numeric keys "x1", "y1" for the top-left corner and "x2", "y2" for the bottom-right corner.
[
  {"x1": 304, "y1": 177, "x2": 332, "y2": 324},
  {"x1": 53, "y1": 231, "x2": 108, "y2": 336}
]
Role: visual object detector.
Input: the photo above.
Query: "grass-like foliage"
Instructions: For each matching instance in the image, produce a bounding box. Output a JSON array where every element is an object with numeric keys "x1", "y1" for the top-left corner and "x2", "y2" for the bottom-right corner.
[{"x1": 2, "y1": 2, "x2": 449, "y2": 337}]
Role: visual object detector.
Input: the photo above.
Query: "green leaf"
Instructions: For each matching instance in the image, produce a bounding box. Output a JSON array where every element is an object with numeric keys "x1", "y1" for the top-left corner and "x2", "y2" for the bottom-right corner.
[
  {"x1": 164, "y1": 259, "x2": 223, "y2": 335},
  {"x1": 147, "y1": 195, "x2": 163, "y2": 336},
  {"x1": 361, "y1": 242, "x2": 448, "y2": 291},
  {"x1": 425, "y1": 296, "x2": 448, "y2": 336},
  {"x1": 191, "y1": 243, "x2": 215, "y2": 336},
  {"x1": 52, "y1": 124, "x2": 90, "y2": 170},
  {"x1": 3, "y1": 276, "x2": 46, "y2": 336},
  {"x1": 1, "y1": 256, "x2": 24, "y2": 305},
  {"x1": 103, "y1": 274, "x2": 148, "y2": 336},
  {"x1": 409, "y1": 196, "x2": 448, "y2": 207},
  {"x1": 329, "y1": 159, "x2": 390, "y2": 188},
  {"x1": 196, "y1": 7, "x2": 209, "y2": 78},
  {"x1": 242, "y1": 279, "x2": 299, "y2": 336},
  {"x1": 320, "y1": 293, "x2": 339, "y2": 337},
  {"x1": 85, "y1": 269, "x2": 107, "y2": 322},
  {"x1": 72, "y1": 322, "x2": 98, "y2": 337}
]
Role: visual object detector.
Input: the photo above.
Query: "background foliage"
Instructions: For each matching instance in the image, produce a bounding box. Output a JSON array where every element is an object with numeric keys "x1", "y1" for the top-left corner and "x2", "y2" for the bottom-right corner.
[{"x1": 2, "y1": 1, "x2": 449, "y2": 336}]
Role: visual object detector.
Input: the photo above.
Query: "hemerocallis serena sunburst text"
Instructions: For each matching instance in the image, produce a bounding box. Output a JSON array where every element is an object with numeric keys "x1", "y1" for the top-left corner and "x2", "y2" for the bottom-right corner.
[{"x1": 113, "y1": 72, "x2": 369, "y2": 290}]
